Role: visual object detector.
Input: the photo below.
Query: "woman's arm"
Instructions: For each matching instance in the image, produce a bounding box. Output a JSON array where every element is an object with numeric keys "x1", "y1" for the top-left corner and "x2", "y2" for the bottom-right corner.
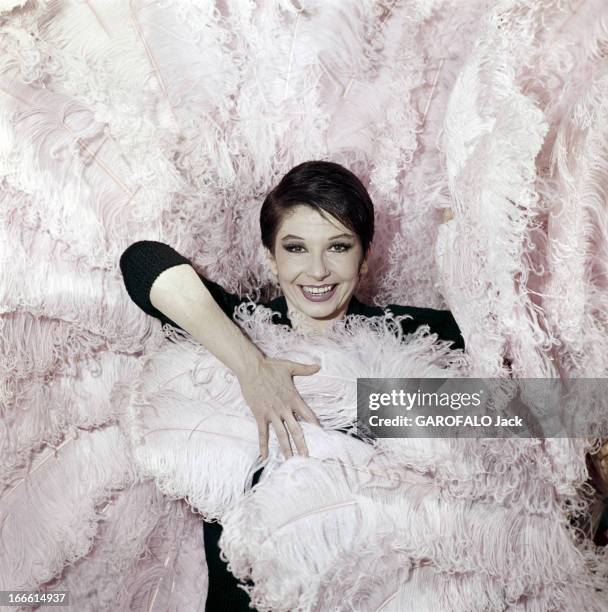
[
  {"x1": 149, "y1": 264, "x2": 321, "y2": 459},
  {"x1": 119, "y1": 240, "x2": 241, "y2": 326},
  {"x1": 150, "y1": 263, "x2": 264, "y2": 379},
  {"x1": 120, "y1": 242, "x2": 320, "y2": 459}
]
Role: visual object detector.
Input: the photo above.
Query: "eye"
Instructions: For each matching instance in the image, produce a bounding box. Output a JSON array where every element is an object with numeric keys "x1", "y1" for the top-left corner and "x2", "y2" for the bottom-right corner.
[
  {"x1": 283, "y1": 244, "x2": 305, "y2": 253},
  {"x1": 329, "y1": 242, "x2": 353, "y2": 253},
  {"x1": 282, "y1": 242, "x2": 354, "y2": 254}
]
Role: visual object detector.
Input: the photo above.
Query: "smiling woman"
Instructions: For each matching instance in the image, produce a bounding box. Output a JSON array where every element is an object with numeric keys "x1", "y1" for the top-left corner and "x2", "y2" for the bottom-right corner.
[
  {"x1": 260, "y1": 160, "x2": 374, "y2": 332},
  {"x1": 265, "y1": 206, "x2": 366, "y2": 331},
  {"x1": 119, "y1": 160, "x2": 464, "y2": 611}
]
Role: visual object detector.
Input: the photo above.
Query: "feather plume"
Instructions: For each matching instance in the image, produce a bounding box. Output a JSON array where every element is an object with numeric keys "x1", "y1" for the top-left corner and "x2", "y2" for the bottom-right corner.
[{"x1": 0, "y1": 425, "x2": 137, "y2": 591}]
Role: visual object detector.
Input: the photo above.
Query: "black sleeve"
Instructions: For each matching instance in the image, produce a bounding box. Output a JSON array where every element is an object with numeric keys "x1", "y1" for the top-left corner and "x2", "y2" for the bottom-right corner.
[
  {"x1": 119, "y1": 240, "x2": 246, "y2": 330},
  {"x1": 390, "y1": 305, "x2": 465, "y2": 351}
]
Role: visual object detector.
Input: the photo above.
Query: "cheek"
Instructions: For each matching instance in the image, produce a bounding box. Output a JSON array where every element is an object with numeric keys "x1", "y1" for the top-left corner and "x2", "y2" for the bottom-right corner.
[
  {"x1": 274, "y1": 255, "x2": 297, "y2": 280},
  {"x1": 339, "y1": 256, "x2": 362, "y2": 279}
]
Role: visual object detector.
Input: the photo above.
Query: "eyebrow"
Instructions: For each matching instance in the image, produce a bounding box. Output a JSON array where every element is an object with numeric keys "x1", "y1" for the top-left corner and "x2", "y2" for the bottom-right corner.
[{"x1": 281, "y1": 233, "x2": 354, "y2": 241}]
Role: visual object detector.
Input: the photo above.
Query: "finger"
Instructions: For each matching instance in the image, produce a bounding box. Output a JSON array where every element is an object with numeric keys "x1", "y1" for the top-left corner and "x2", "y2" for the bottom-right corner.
[
  {"x1": 257, "y1": 419, "x2": 269, "y2": 459},
  {"x1": 270, "y1": 415, "x2": 293, "y2": 459},
  {"x1": 286, "y1": 360, "x2": 321, "y2": 377},
  {"x1": 282, "y1": 412, "x2": 309, "y2": 457},
  {"x1": 293, "y1": 394, "x2": 321, "y2": 426}
]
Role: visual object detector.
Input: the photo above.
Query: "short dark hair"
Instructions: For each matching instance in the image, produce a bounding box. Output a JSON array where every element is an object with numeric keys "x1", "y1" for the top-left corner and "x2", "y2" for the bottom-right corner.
[{"x1": 260, "y1": 160, "x2": 375, "y2": 256}]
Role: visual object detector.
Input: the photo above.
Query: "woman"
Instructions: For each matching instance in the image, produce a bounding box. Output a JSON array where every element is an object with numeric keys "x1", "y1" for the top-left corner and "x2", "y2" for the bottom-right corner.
[{"x1": 119, "y1": 160, "x2": 464, "y2": 610}]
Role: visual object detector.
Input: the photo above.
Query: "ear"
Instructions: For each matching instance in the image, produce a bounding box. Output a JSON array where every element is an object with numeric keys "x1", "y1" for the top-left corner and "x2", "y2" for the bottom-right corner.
[
  {"x1": 265, "y1": 247, "x2": 278, "y2": 276},
  {"x1": 360, "y1": 252, "x2": 369, "y2": 275}
]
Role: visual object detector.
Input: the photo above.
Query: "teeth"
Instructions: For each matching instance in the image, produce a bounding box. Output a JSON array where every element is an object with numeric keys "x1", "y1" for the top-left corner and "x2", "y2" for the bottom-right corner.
[{"x1": 303, "y1": 285, "x2": 334, "y2": 294}]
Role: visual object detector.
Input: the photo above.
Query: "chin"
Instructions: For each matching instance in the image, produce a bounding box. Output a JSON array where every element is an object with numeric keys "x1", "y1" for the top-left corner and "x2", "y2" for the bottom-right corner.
[{"x1": 302, "y1": 305, "x2": 335, "y2": 317}]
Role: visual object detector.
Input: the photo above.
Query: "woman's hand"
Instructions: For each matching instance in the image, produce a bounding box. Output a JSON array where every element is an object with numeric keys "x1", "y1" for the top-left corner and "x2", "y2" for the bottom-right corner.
[{"x1": 236, "y1": 357, "x2": 321, "y2": 460}]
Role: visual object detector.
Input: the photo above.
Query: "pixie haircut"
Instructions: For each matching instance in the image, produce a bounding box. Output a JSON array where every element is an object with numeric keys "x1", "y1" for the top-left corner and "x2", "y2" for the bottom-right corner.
[{"x1": 260, "y1": 160, "x2": 375, "y2": 256}]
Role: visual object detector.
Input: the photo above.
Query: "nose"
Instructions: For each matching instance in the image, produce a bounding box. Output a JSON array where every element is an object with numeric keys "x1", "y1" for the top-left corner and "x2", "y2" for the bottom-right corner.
[{"x1": 307, "y1": 253, "x2": 330, "y2": 280}]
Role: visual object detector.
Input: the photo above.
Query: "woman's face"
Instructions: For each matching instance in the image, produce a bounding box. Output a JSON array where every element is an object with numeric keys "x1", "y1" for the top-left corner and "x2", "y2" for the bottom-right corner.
[{"x1": 266, "y1": 205, "x2": 368, "y2": 332}]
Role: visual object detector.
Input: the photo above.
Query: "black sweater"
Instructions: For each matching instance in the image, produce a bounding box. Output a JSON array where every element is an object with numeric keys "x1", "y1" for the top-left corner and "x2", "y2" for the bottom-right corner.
[{"x1": 119, "y1": 240, "x2": 465, "y2": 350}]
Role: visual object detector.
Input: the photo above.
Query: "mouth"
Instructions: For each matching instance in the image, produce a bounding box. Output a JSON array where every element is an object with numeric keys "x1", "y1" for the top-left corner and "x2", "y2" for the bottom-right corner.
[{"x1": 298, "y1": 284, "x2": 338, "y2": 303}]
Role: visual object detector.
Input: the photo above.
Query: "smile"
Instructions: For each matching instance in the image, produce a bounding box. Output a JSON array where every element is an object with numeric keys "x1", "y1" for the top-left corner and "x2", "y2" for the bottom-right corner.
[{"x1": 299, "y1": 284, "x2": 338, "y2": 302}]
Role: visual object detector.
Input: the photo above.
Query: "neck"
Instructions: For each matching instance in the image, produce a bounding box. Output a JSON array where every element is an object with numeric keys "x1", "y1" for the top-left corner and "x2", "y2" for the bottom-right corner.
[{"x1": 286, "y1": 300, "x2": 350, "y2": 334}]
